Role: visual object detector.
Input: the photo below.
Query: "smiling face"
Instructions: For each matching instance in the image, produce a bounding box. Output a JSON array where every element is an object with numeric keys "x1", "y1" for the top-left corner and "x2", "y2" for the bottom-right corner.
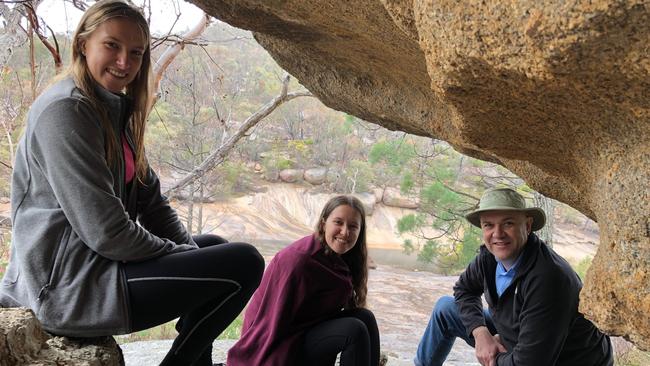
[
  {"x1": 80, "y1": 17, "x2": 146, "y2": 93},
  {"x1": 479, "y1": 210, "x2": 532, "y2": 268},
  {"x1": 322, "y1": 204, "x2": 362, "y2": 255}
]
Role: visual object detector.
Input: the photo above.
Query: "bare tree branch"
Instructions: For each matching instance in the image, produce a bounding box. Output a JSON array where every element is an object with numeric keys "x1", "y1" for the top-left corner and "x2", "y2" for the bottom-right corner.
[
  {"x1": 152, "y1": 12, "x2": 211, "y2": 103},
  {"x1": 1, "y1": 1, "x2": 29, "y2": 65},
  {"x1": 164, "y1": 75, "x2": 312, "y2": 195},
  {"x1": 23, "y1": 2, "x2": 63, "y2": 73}
]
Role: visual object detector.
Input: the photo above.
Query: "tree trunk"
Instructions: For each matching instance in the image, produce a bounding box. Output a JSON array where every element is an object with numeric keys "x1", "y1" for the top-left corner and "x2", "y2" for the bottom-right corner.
[
  {"x1": 533, "y1": 192, "x2": 555, "y2": 248},
  {"x1": 186, "y1": 181, "x2": 195, "y2": 235}
]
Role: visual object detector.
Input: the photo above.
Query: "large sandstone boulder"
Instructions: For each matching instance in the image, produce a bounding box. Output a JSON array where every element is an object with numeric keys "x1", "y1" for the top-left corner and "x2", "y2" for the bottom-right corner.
[
  {"x1": 382, "y1": 187, "x2": 419, "y2": 209},
  {"x1": 353, "y1": 192, "x2": 377, "y2": 216},
  {"x1": 0, "y1": 308, "x2": 123, "y2": 365},
  {"x1": 303, "y1": 167, "x2": 328, "y2": 185},
  {"x1": 192, "y1": 0, "x2": 650, "y2": 348},
  {"x1": 279, "y1": 168, "x2": 304, "y2": 183}
]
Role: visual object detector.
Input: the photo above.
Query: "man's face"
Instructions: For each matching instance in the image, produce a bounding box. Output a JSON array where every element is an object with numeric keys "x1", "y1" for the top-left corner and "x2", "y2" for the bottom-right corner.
[{"x1": 479, "y1": 210, "x2": 532, "y2": 265}]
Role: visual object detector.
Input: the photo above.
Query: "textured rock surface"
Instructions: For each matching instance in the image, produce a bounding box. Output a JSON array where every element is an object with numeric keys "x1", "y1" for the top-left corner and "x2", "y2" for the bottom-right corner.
[
  {"x1": 353, "y1": 191, "x2": 377, "y2": 216},
  {"x1": 382, "y1": 187, "x2": 419, "y2": 209},
  {"x1": 0, "y1": 308, "x2": 124, "y2": 365},
  {"x1": 279, "y1": 168, "x2": 304, "y2": 183},
  {"x1": 191, "y1": 0, "x2": 649, "y2": 348},
  {"x1": 303, "y1": 167, "x2": 327, "y2": 185}
]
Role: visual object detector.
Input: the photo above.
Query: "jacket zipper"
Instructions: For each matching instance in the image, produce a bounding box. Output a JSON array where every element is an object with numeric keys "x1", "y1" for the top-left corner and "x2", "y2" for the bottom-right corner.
[{"x1": 36, "y1": 283, "x2": 49, "y2": 301}]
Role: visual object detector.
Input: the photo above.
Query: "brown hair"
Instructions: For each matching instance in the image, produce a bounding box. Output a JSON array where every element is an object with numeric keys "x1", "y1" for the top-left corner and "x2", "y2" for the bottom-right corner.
[
  {"x1": 315, "y1": 195, "x2": 368, "y2": 308},
  {"x1": 69, "y1": 0, "x2": 151, "y2": 180}
]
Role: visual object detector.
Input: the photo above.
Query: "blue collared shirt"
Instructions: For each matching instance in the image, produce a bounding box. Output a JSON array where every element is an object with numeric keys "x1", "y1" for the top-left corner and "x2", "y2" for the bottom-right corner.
[{"x1": 495, "y1": 255, "x2": 523, "y2": 297}]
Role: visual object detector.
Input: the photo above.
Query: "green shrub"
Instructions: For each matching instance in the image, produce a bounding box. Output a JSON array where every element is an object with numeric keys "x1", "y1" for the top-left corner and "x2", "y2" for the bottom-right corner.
[
  {"x1": 116, "y1": 314, "x2": 243, "y2": 344},
  {"x1": 574, "y1": 256, "x2": 592, "y2": 281}
]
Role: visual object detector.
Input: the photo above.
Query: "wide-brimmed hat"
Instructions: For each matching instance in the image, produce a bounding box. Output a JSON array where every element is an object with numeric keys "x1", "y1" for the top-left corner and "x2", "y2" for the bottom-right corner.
[{"x1": 465, "y1": 188, "x2": 546, "y2": 231}]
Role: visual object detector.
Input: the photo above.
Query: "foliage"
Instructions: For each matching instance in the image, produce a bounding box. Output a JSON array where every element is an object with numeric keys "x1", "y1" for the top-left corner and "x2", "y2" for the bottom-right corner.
[
  {"x1": 402, "y1": 238, "x2": 416, "y2": 255},
  {"x1": 260, "y1": 143, "x2": 294, "y2": 181},
  {"x1": 400, "y1": 172, "x2": 415, "y2": 195},
  {"x1": 217, "y1": 313, "x2": 244, "y2": 340},
  {"x1": 211, "y1": 161, "x2": 252, "y2": 197},
  {"x1": 417, "y1": 240, "x2": 440, "y2": 264},
  {"x1": 0, "y1": 232, "x2": 10, "y2": 279},
  {"x1": 397, "y1": 213, "x2": 425, "y2": 235},
  {"x1": 368, "y1": 138, "x2": 416, "y2": 189},
  {"x1": 342, "y1": 159, "x2": 374, "y2": 193},
  {"x1": 573, "y1": 256, "x2": 593, "y2": 281},
  {"x1": 394, "y1": 141, "x2": 530, "y2": 273},
  {"x1": 286, "y1": 139, "x2": 314, "y2": 167},
  {"x1": 116, "y1": 320, "x2": 178, "y2": 343},
  {"x1": 116, "y1": 314, "x2": 243, "y2": 344}
]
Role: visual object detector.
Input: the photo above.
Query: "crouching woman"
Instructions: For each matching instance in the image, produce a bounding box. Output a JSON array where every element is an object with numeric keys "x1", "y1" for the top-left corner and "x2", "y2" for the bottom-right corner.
[{"x1": 228, "y1": 195, "x2": 380, "y2": 366}]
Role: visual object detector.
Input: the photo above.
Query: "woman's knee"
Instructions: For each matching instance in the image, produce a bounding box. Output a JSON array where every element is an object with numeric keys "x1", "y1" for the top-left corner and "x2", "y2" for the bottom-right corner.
[
  {"x1": 233, "y1": 242, "x2": 265, "y2": 287},
  {"x1": 192, "y1": 234, "x2": 228, "y2": 247},
  {"x1": 350, "y1": 308, "x2": 377, "y2": 328},
  {"x1": 344, "y1": 317, "x2": 371, "y2": 342}
]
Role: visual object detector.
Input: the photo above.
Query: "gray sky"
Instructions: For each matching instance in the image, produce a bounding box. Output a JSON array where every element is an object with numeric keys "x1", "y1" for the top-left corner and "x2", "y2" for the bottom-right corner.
[{"x1": 37, "y1": 0, "x2": 206, "y2": 35}]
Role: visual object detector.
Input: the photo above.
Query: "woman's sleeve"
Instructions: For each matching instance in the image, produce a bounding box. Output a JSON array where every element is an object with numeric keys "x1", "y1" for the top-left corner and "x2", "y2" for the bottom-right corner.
[
  {"x1": 136, "y1": 166, "x2": 196, "y2": 246},
  {"x1": 234, "y1": 253, "x2": 311, "y2": 366},
  {"x1": 31, "y1": 98, "x2": 195, "y2": 262}
]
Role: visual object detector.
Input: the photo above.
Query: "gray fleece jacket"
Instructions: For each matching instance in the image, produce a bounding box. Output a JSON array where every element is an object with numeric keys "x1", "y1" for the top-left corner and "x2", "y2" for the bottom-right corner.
[{"x1": 0, "y1": 78, "x2": 197, "y2": 336}]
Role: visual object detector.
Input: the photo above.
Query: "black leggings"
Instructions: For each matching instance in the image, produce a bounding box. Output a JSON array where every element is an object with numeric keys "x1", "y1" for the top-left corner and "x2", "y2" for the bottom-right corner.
[
  {"x1": 302, "y1": 307, "x2": 381, "y2": 366},
  {"x1": 123, "y1": 234, "x2": 264, "y2": 366}
]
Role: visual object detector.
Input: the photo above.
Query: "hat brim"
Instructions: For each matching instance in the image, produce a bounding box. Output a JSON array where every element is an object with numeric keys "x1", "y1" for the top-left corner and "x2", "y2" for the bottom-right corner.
[{"x1": 465, "y1": 207, "x2": 546, "y2": 232}]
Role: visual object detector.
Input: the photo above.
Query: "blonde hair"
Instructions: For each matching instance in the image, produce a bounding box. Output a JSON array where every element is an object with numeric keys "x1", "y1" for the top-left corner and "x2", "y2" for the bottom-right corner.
[
  {"x1": 315, "y1": 195, "x2": 369, "y2": 308},
  {"x1": 69, "y1": 0, "x2": 151, "y2": 180}
]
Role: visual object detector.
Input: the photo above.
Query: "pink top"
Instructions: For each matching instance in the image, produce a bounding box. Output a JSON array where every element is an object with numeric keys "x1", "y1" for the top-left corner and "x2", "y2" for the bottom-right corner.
[{"x1": 121, "y1": 133, "x2": 135, "y2": 184}]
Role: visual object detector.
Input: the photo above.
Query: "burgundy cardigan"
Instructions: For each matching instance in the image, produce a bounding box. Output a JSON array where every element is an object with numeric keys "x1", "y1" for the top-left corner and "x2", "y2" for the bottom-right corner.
[{"x1": 227, "y1": 234, "x2": 353, "y2": 366}]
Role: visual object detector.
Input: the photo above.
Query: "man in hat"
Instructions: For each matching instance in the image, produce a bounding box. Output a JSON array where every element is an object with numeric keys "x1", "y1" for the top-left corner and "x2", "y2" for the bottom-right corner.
[{"x1": 414, "y1": 188, "x2": 612, "y2": 366}]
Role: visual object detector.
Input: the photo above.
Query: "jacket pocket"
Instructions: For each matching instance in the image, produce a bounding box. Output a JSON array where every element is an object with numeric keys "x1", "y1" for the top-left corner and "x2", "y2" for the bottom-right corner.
[{"x1": 38, "y1": 226, "x2": 72, "y2": 301}]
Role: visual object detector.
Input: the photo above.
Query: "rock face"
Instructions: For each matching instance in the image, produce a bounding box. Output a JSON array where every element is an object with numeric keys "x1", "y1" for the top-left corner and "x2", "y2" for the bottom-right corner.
[
  {"x1": 191, "y1": 0, "x2": 649, "y2": 348},
  {"x1": 0, "y1": 307, "x2": 124, "y2": 365},
  {"x1": 382, "y1": 187, "x2": 419, "y2": 209},
  {"x1": 353, "y1": 191, "x2": 377, "y2": 215}
]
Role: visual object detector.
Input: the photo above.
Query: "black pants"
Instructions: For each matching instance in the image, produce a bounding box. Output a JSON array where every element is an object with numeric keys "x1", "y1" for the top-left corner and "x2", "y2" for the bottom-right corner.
[
  {"x1": 124, "y1": 234, "x2": 264, "y2": 366},
  {"x1": 302, "y1": 307, "x2": 381, "y2": 366}
]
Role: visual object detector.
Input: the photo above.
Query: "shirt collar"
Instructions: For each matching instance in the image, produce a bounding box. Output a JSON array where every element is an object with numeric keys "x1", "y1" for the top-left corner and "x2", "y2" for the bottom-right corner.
[{"x1": 496, "y1": 253, "x2": 523, "y2": 275}]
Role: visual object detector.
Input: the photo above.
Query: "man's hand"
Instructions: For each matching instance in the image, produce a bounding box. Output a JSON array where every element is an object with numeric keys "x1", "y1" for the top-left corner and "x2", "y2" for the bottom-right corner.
[{"x1": 472, "y1": 326, "x2": 507, "y2": 366}]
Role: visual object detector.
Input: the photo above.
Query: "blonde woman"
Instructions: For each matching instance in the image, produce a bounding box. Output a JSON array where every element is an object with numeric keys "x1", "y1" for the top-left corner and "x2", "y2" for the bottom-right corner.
[{"x1": 0, "y1": 1, "x2": 263, "y2": 365}]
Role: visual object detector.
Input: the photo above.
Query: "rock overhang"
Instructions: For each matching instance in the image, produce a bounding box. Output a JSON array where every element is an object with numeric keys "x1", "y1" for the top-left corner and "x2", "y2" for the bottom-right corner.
[{"x1": 189, "y1": 0, "x2": 650, "y2": 349}]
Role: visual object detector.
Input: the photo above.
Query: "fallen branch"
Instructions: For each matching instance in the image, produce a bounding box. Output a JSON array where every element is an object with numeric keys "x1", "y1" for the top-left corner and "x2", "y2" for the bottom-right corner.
[{"x1": 164, "y1": 75, "x2": 312, "y2": 195}]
